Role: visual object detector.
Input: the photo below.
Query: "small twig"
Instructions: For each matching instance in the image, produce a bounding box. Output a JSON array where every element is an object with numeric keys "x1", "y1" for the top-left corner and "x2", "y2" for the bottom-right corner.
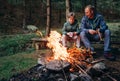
[
  {"x1": 75, "y1": 64, "x2": 87, "y2": 74},
  {"x1": 75, "y1": 64, "x2": 93, "y2": 81},
  {"x1": 59, "y1": 60, "x2": 68, "y2": 81},
  {"x1": 96, "y1": 29, "x2": 103, "y2": 41},
  {"x1": 82, "y1": 59, "x2": 105, "y2": 65},
  {"x1": 99, "y1": 70, "x2": 117, "y2": 81}
]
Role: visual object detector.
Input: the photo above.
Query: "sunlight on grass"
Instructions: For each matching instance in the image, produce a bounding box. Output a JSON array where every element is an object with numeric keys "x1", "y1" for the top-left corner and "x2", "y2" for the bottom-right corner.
[
  {"x1": 107, "y1": 22, "x2": 120, "y2": 34},
  {"x1": 106, "y1": 22, "x2": 120, "y2": 39},
  {"x1": 0, "y1": 52, "x2": 37, "y2": 80}
]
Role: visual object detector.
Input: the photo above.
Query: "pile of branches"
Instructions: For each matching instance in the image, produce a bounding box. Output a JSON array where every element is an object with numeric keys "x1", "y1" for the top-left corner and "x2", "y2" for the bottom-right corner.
[{"x1": 67, "y1": 47, "x2": 93, "y2": 70}]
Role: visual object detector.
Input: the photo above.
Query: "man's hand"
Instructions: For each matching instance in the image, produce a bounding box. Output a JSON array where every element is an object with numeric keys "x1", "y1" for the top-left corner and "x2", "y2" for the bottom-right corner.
[{"x1": 88, "y1": 29, "x2": 97, "y2": 35}]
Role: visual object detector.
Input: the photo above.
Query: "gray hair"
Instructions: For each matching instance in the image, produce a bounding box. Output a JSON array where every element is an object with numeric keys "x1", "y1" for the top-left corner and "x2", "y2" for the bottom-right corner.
[{"x1": 85, "y1": 5, "x2": 95, "y2": 11}]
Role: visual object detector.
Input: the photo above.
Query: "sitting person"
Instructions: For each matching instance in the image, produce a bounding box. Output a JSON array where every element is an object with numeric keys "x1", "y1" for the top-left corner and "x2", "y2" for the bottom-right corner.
[
  {"x1": 80, "y1": 5, "x2": 115, "y2": 60},
  {"x1": 62, "y1": 12, "x2": 81, "y2": 48}
]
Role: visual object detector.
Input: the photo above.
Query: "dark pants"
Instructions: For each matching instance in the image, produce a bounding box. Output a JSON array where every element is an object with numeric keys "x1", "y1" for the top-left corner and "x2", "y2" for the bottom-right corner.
[{"x1": 80, "y1": 29, "x2": 111, "y2": 52}]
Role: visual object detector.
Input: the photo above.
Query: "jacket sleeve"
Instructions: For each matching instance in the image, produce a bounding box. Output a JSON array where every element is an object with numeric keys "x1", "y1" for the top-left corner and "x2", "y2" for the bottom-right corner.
[
  {"x1": 99, "y1": 16, "x2": 108, "y2": 33},
  {"x1": 62, "y1": 23, "x2": 67, "y2": 35},
  {"x1": 76, "y1": 23, "x2": 81, "y2": 35},
  {"x1": 80, "y1": 16, "x2": 89, "y2": 33}
]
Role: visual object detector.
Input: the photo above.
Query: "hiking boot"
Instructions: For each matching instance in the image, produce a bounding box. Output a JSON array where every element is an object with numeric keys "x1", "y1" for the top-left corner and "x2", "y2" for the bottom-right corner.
[{"x1": 104, "y1": 53, "x2": 116, "y2": 61}]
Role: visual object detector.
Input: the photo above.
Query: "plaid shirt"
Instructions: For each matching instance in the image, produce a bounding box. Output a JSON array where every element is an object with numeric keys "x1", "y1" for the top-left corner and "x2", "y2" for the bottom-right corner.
[{"x1": 80, "y1": 14, "x2": 108, "y2": 33}]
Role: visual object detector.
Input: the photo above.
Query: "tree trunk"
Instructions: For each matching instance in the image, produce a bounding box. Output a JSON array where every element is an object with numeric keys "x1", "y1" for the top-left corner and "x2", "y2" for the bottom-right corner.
[
  {"x1": 29, "y1": 0, "x2": 32, "y2": 24},
  {"x1": 66, "y1": 0, "x2": 72, "y2": 21},
  {"x1": 22, "y1": 0, "x2": 26, "y2": 29},
  {"x1": 46, "y1": 0, "x2": 51, "y2": 37}
]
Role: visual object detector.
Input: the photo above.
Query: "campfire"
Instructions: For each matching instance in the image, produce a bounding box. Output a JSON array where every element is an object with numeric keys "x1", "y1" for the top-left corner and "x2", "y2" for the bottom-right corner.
[
  {"x1": 37, "y1": 31, "x2": 118, "y2": 81},
  {"x1": 45, "y1": 31, "x2": 94, "y2": 71},
  {"x1": 9, "y1": 31, "x2": 120, "y2": 81}
]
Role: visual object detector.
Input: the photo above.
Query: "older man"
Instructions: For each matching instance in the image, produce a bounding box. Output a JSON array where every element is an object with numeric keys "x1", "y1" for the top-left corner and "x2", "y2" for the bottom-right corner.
[
  {"x1": 62, "y1": 12, "x2": 81, "y2": 48},
  {"x1": 80, "y1": 5, "x2": 115, "y2": 60}
]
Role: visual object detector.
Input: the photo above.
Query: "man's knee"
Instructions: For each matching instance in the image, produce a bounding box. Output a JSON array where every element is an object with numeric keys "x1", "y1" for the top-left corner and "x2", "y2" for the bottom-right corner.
[
  {"x1": 105, "y1": 29, "x2": 111, "y2": 35},
  {"x1": 80, "y1": 31, "x2": 86, "y2": 37}
]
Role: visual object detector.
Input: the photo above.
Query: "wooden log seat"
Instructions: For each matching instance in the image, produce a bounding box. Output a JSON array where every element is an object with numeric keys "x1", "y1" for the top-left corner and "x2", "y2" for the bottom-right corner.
[{"x1": 31, "y1": 38, "x2": 48, "y2": 50}]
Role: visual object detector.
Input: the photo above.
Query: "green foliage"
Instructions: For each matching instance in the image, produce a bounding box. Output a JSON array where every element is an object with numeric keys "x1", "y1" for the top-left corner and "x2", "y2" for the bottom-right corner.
[
  {"x1": 0, "y1": 34, "x2": 37, "y2": 56},
  {"x1": 0, "y1": 52, "x2": 37, "y2": 80},
  {"x1": 97, "y1": 0, "x2": 120, "y2": 14},
  {"x1": 72, "y1": 0, "x2": 82, "y2": 12},
  {"x1": 107, "y1": 22, "x2": 120, "y2": 41}
]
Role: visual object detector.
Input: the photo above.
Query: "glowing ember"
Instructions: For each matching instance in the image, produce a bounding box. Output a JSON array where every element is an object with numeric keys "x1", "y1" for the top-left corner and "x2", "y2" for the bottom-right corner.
[{"x1": 47, "y1": 31, "x2": 69, "y2": 60}]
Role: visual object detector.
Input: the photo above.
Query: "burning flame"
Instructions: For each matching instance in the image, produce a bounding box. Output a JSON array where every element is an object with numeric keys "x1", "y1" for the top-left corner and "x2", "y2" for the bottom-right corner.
[
  {"x1": 47, "y1": 31, "x2": 69, "y2": 60},
  {"x1": 46, "y1": 31, "x2": 93, "y2": 70}
]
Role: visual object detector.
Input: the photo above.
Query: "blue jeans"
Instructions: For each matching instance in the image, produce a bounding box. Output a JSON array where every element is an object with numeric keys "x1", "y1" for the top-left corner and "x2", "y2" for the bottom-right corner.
[{"x1": 80, "y1": 29, "x2": 111, "y2": 52}]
